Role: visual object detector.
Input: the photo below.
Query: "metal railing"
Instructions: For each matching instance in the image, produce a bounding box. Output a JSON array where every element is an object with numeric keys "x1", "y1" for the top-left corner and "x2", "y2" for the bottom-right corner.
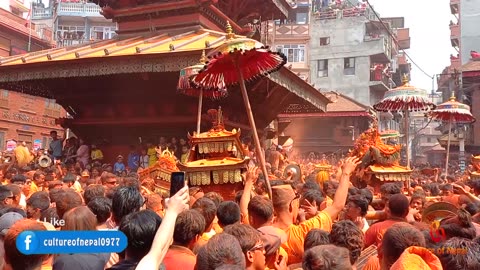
[
  {"x1": 313, "y1": 7, "x2": 375, "y2": 21},
  {"x1": 57, "y1": 2, "x2": 102, "y2": 17},
  {"x1": 32, "y1": 8, "x2": 52, "y2": 19}
]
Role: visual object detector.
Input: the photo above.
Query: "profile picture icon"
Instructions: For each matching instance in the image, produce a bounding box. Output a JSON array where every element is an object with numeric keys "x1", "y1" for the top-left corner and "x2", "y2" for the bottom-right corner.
[{"x1": 16, "y1": 231, "x2": 39, "y2": 255}]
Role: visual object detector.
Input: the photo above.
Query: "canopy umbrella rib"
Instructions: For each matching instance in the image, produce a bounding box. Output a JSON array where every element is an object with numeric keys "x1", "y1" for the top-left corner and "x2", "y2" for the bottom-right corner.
[{"x1": 192, "y1": 22, "x2": 288, "y2": 199}]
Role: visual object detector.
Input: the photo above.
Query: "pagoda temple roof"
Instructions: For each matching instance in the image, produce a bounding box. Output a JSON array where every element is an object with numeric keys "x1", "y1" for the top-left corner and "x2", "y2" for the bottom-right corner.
[
  {"x1": 278, "y1": 91, "x2": 373, "y2": 118},
  {"x1": 0, "y1": 28, "x2": 228, "y2": 67},
  {"x1": 0, "y1": 26, "x2": 330, "y2": 138}
]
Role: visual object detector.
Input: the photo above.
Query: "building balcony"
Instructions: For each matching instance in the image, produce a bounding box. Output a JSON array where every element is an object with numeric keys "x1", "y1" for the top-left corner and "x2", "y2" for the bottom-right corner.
[
  {"x1": 32, "y1": 7, "x2": 53, "y2": 20},
  {"x1": 369, "y1": 69, "x2": 391, "y2": 93},
  {"x1": 365, "y1": 36, "x2": 392, "y2": 63},
  {"x1": 450, "y1": 23, "x2": 460, "y2": 40},
  {"x1": 313, "y1": 6, "x2": 374, "y2": 21},
  {"x1": 450, "y1": 0, "x2": 459, "y2": 14},
  {"x1": 57, "y1": 2, "x2": 103, "y2": 18},
  {"x1": 396, "y1": 28, "x2": 410, "y2": 50}
]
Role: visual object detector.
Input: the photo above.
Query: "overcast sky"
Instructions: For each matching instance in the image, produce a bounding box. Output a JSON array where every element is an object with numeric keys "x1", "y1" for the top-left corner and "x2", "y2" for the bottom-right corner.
[{"x1": 369, "y1": 0, "x2": 454, "y2": 92}]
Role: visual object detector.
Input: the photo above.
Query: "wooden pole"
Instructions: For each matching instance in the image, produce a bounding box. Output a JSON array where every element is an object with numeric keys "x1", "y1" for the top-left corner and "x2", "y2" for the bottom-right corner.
[
  {"x1": 445, "y1": 118, "x2": 453, "y2": 177},
  {"x1": 236, "y1": 63, "x2": 272, "y2": 199},
  {"x1": 197, "y1": 89, "x2": 203, "y2": 134}
]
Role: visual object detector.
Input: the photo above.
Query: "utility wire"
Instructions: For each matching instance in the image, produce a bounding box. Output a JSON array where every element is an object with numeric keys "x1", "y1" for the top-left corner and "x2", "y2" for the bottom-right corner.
[{"x1": 365, "y1": 0, "x2": 434, "y2": 80}]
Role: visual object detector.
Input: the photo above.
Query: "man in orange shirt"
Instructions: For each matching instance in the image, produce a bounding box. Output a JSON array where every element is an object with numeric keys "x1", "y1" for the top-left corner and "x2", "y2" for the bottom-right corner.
[
  {"x1": 364, "y1": 194, "x2": 410, "y2": 248},
  {"x1": 163, "y1": 210, "x2": 205, "y2": 270},
  {"x1": 272, "y1": 156, "x2": 360, "y2": 264}
]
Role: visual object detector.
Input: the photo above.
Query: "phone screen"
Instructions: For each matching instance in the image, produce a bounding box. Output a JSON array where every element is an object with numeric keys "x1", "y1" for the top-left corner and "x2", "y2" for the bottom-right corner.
[{"x1": 170, "y1": 172, "x2": 186, "y2": 196}]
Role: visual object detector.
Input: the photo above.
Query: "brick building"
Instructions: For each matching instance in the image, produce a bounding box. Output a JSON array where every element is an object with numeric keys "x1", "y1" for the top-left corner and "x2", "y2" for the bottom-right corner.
[{"x1": 0, "y1": 3, "x2": 65, "y2": 150}]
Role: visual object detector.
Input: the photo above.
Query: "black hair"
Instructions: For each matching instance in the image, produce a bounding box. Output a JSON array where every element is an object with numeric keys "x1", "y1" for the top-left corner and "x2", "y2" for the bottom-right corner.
[
  {"x1": 437, "y1": 237, "x2": 480, "y2": 270},
  {"x1": 380, "y1": 183, "x2": 402, "y2": 195},
  {"x1": 247, "y1": 196, "x2": 274, "y2": 224},
  {"x1": 204, "y1": 192, "x2": 224, "y2": 208},
  {"x1": 11, "y1": 174, "x2": 26, "y2": 184},
  {"x1": 329, "y1": 220, "x2": 364, "y2": 264},
  {"x1": 348, "y1": 195, "x2": 369, "y2": 216},
  {"x1": 223, "y1": 223, "x2": 262, "y2": 254},
  {"x1": 173, "y1": 209, "x2": 206, "y2": 246},
  {"x1": 216, "y1": 201, "x2": 241, "y2": 227},
  {"x1": 40, "y1": 207, "x2": 59, "y2": 225},
  {"x1": 27, "y1": 191, "x2": 50, "y2": 211},
  {"x1": 301, "y1": 189, "x2": 324, "y2": 207},
  {"x1": 87, "y1": 197, "x2": 112, "y2": 224},
  {"x1": 0, "y1": 185, "x2": 12, "y2": 201},
  {"x1": 119, "y1": 210, "x2": 162, "y2": 261},
  {"x1": 195, "y1": 233, "x2": 246, "y2": 270},
  {"x1": 62, "y1": 173, "x2": 76, "y2": 183},
  {"x1": 304, "y1": 229, "x2": 330, "y2": 251},
  {"x1": 112, "y1": 186, "x2": 144, "y2": 224},
  {"x1": 303, "y1": 180, "x2": 321, "y2": 192},
  {"x1": 388, "y1": 194, "x2": 409, "y2": 217},
  {"x1": 83, "y1": 184, "x2": 106, "y2": 205},
  {"x1": 192, "y1": 197, "x2": 217, "y2": 230}
]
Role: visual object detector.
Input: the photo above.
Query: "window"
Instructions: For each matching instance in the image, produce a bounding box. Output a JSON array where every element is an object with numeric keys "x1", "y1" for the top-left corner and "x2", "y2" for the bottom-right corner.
[
  {"x1": 295, "y1": 12, "x2": 308, "y2": 24},
  {"x1": 0, "y1": 132, "x2": 4, "y2": 151},
  {"x1": 18, "y1": 133, "x2": 33, "y2": 148},
  {"x1": 276, "y1": 45, "x2": 305, "y2": 63},
  {"x1": 1, "y1": 90, "x2": 8, "y2": 99},
  {"x1": 317, "y1": 60, "x2": 328, "y2": 77},
  {"x1": 427, "y1": 137, "x2": 432, "y2": 143},
  {"x1": 320, "y1": 37, "x2": 330, "y2": 46},
  {"x1": 344, "y1": 57, "x2": 356, "y2": 75},
  {"x1": 91, "y1": 26, "x2": 116, "y2": 41},
  {"x1": 20, "y1": 94, "x2": 36, "y2": 111},
  {"x1": 0, "y1": 90, "x2": 8, "y2": 107}
]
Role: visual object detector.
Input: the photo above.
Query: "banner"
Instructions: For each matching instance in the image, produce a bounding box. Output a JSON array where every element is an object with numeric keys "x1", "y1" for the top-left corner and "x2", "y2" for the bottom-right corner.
[
  {"x1": 6, "y1": 140, "x2": 16, "y2": 151},
  {"x1": 33, "y1": 139, "x2": 42, "y2": 151}
]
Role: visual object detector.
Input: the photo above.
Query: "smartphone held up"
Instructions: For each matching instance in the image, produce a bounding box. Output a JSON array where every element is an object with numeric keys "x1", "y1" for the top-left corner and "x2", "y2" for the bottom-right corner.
[{"x1": 170, "y1": 171, "x2": 187, "y2": 196}]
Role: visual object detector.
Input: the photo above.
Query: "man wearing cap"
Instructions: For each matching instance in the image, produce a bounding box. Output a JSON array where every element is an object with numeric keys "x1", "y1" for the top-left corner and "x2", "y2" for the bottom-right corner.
[
  {"x1": 0, "y1": 212, "x2": 24, "y2": 237},
  {"x1": 272, "y1": 156, "x2": 360, "y2": 264}
]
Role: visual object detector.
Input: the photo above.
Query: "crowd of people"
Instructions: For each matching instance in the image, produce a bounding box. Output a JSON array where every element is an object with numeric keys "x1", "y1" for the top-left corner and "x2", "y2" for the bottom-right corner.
[{"x1": 1, "y1": 130, "x2": 480, "y2": 270}]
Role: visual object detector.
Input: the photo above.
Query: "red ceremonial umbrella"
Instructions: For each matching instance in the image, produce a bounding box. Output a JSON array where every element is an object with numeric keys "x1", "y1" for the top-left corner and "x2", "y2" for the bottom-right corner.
[
  {"x1": 373, "y1": 75, "x2": 435, "y2": 168},
  {"x1": 428, "y1": 94, "x2": 475, "y2": 176},
  {"x1": 192, "y1": 22, "x2": 287, "y2": 198},
  {"x1": 177, "y1": 50, "x2": 227, "y2": 133}
]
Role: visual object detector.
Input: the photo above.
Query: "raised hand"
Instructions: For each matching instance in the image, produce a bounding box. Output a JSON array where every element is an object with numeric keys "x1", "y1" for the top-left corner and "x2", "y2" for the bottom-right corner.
[
  {"x1": 341, "y1": 156, "x2": 361, "y2": 176},
  {"x1": 166, "y1": 185, "x2": 189, "y2": 215}
]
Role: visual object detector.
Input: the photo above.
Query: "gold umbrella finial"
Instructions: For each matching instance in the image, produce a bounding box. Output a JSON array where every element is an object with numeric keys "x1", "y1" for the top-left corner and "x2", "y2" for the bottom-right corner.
[
  {"x1": 401, "y1": 74, "x2": 410, "y2": 85},
  {"x1": 449, "y1": 91, "x2": 456, "y2": 101},
  {"x1": 199, "y1": 50, "x2": 207, "y2": 64},
  {"x1": 226, "y1": 21, "x2": 235, "y2": 40}
]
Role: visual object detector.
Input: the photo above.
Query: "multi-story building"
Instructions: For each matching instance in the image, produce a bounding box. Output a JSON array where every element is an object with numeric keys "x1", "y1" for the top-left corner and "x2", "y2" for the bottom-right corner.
[
  {"x1": 264, "y1": 0, "x2": 310, "y2": 81},
  {"x1": 32, "y1": 0, "x2": 117, "y2": 48},
  {"x1": 264, "y1": 1, "x2": 411, "y2": 154},
  {"x1": 309, "y1": 1, "x2": 410, "y2": 107},
  {"x1": 0, "y1": 3, "x2": 65, "y2": 150},
  {"x1": 436, "y1": 0, "x2": 480, "y2": 158}
]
